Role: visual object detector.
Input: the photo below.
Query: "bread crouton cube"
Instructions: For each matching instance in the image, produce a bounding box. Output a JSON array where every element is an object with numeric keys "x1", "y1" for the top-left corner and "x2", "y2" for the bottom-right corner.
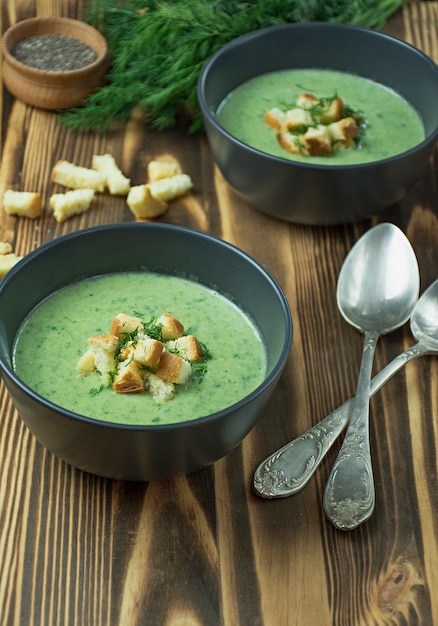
[
  {"x1": 0, "y1": 242, "x2": 12, "y2": 255},
  {"x1": 3, "y1": 190, "x2": 42, "y2": 219},
  {"x1": 147, "y1": 160, "x2": 180, "y2": 182},
  {"x1": 285, "y1": 108, "x2": 312, "y2": 131},
  {"x1": 85, "y1": 334, "x2": 119, "y2": 385},
  {"x1": 49, "y1": 189, "x2": 95, "y2": 222},
  {"x1": 132, "y1": 337, "x2": 164, "y2": 370},
  {"x1": 167, "y1": 335, "x2": 204, "y2": 362},
  {"x1": 110, "y1": 313, "x2": 144, "y2": 338},
  {"x1": 126, "y1": 184, "x2": 168, "y2": 219},
  {"x1": 148, "y1": 174, "x2": 193, "y2": 202},
  {"x1": 52, "y1": 160, "x2": 107, "y2": 192},
  {"x1": 295, "y1": 93, "x2": 319, "y2": 109},
  {"x1": 145, "y1": 373, "x2": 175, "y2": 403},
  {"x1": 157, "y1": 312, "x2": 184, "y2": 340},
  {"x1": 91, "y1": 154, "x2": 131, "y2": 195},
  {"x1": 156, "y1": 351, "x2": 192, "y2": 384},
  {"x1": 265, "y1": 108, "x2": 287, "y2": 130},
  {"x1": 327, "y1": 117, "x2": 360, "y2": 142},
  {"x1": 277, "y1": 131, "x2": 302, "y2": 155},
  {"x1": 319, "y1": 97, "x2": 344, "y2": 124},
  {"x1": 77, "y1": 349, "x2": 97, "y2": 376},
  {"x1": 0, "y1": 253, "x2": 23, "y2": 278},
  {"x1": 303, "y1": 125, "x2": 332, "y2": 156},
  {"x1": 113, "y1": 359, "x2": 145, "y2": 393}
]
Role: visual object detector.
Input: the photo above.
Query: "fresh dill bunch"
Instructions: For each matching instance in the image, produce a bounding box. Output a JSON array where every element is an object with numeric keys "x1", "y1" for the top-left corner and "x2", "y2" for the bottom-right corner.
[{"x1": 59, "y1": 0, "x2": 406, "y2": 133}]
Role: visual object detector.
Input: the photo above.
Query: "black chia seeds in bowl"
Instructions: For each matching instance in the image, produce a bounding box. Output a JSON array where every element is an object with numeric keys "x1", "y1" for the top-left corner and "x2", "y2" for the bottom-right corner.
[{"x1": 12, "y1": 34, "x2": 97, "y2": 72}]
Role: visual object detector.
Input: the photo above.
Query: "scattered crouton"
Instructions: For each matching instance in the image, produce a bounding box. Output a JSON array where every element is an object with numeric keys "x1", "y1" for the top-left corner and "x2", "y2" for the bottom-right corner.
[
  {"x1": 132, "y1": 337, "x2": 164, "y2": 370},
  {"x1": 110, "y1": 313, "x2": 144, "y2": 338},
  {"x1": 147, "y1": 160, "x2": 180, "y2": 182},
  {"x1": 167, "y1": 335, "x2": 204, "y2": 362},
  {"x1": 91, "y1": 153, "x2": 131, "y2": 195},
  {"x1": 113, "y1": 359, "x2": 145, "y2": 393},
  {"x1": 327, "y1": 117, "x2": 360, "y2": 142},
  {"x1": 285, "y1": 108, "x2": 313, "y2": 131},
  {"x1": 3, "y1": 190, "x2": 42, "y2": 218},
  {"x1": 126, "y1": 184, "x2": 168, "y2": 219},
  {"x1": 156, "y1": 351, "x2": 192, "y2": 384},
  {"x1": 157, "y1": 312, "x2": 184, "y2": 340},
  {"x1": 83, "y1": 334, "x2": 119, "y2": 385},
  {"x1": 148, "y1": 174, "x2": 193, "y2": 202},
  {"x1": 303, "y1": 125, "x2": 332, "y2": 157},
  {"x1": 0, "y1": 242, "x2": 12, "y2": 255},
  {"x1": 145, "y1": 373, "x2": 175, "y2": 403},
  {"x1": 265, "y1": 108, "x2": 287, "y2": 130},
  {"x1": 0, "y1": 253, "x2": 23, "y2": 278},
  {"x1": 52, "y1": 159, "x2": 107, "y2": 192},
  {"x1": 49, "y1": 188, "x2": 95, "y2": 222}
]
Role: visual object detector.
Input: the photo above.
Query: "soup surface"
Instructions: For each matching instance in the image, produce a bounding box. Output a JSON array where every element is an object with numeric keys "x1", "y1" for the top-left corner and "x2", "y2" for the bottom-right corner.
[
  {"x1": 13, "y1": 272, "x2": 267, "y2": 425},
  {"x1": 216, "y1": 69, "x2": 425, "y2": 165}
]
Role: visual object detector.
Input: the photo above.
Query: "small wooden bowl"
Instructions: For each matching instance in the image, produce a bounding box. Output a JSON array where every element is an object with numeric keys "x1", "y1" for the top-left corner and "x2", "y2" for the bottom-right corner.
[{"x1": 2, "y1": 17, "x2": 108, "y2": 110}]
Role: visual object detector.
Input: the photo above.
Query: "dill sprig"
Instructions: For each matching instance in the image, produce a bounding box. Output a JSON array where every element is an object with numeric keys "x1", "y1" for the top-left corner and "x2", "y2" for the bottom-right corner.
[{"x1": 59, "y1": 0, "x2": 405, "y2": 133}]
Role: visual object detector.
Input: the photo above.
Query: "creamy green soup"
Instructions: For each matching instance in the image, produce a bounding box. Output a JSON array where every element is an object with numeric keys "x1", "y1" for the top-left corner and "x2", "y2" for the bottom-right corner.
[
  {"x1": 13, "y1": 272, "x2": 267, "y2": 425},
  {"x1": 216, "y1": 69, "x2": 425, "y2": 165}
]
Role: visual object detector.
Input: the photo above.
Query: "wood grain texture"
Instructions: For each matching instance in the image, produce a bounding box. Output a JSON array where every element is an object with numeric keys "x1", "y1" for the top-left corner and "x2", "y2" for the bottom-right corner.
[{"x1": 1, "y1": 1, "x2": 438, "y2": 625}]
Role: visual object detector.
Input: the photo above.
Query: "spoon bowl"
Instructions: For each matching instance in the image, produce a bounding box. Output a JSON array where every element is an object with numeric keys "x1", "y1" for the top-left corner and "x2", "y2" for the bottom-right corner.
[{"x1": 323, "y1": 223, "x2": 419, "y2": 530}]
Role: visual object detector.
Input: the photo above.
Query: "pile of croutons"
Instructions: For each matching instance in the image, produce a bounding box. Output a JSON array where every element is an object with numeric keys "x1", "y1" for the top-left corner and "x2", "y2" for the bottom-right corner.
[
  {"x1": 77, "y1": 312, "x2": 207, "y2": 403},
  {"x1": 2, "y1": 153, "x2": 193, "y2": 223},
  {"x1": 265, "y1": 92, "x2": 363, "y2": 157}
]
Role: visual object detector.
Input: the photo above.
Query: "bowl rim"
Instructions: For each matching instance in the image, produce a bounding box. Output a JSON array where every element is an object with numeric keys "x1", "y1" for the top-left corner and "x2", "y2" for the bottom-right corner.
[
  {"x1": 198, "y1": 21, "x2": 438, "y2": 171},
  {"x1": 0, "y1": 223, "x2": 293, "y2": 432},
  {"x1": 2, "y1": 16, "x2": 108, "y2": 78}
]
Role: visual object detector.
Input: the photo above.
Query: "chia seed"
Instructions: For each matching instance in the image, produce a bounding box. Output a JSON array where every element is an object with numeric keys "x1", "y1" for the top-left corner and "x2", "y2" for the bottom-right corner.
[{"x1": 12, "y1": 34, "x2": 97, "y2": 72}]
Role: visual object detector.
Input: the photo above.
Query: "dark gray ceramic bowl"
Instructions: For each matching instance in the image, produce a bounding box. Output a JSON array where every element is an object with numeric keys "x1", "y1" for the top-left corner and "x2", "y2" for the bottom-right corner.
[
  {"x1": 198, "y1": 22, "x2": 438, "y2": 225},
  {"x1": 0, "y1": 223, "x2": 292, "y2": 481}
]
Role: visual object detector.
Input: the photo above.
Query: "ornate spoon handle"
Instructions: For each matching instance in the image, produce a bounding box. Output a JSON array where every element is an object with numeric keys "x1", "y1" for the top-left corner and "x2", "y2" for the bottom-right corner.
[
  {"x1": 253, "y1": 341, "x2": 428, "y2": 499},
  {"x1": 322, "y1": 330, "x2": 379, "y2": 530}
]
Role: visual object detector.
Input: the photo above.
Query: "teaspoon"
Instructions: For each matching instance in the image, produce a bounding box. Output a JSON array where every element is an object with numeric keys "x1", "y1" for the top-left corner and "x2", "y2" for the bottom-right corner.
[
  {"x1": 322, "y1": 223, "x2": 419, "y2": 530},
  {"x1": 253, "y1": 277, "x2": 438, "y2": 500}
]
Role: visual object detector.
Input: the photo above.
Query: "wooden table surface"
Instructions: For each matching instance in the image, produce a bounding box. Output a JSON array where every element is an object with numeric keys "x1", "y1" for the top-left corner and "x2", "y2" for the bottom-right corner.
[{"x1": 1, "y1": 1, "x2": 438, "y2": 625}]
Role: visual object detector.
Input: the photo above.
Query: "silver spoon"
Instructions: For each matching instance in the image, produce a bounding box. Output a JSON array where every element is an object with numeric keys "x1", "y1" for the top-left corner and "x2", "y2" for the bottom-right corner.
[
  {"x1": 322, "y1": 223, "x2": 419, "y2": 530},
  {"x1": 253, "y1": 277, "x2": 438, "y2": 500}
]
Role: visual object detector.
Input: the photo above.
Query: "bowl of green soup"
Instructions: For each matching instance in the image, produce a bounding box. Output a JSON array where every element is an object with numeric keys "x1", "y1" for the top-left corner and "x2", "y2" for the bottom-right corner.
[
  {"x1": 198, "y1": 22, "x2": 438, "y2": 224},
  {"x1": 0, "y1": 223, "x2": 292, "y2": 481}
]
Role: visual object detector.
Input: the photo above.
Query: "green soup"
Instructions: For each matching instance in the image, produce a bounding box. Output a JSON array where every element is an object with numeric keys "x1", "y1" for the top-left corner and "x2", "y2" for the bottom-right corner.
[
  {"x1": 216, "y1": 69, "x2": 425, "y2": 165},
  {"x1": 13, "y1": 272, "x2": 267, "y2": 425}
]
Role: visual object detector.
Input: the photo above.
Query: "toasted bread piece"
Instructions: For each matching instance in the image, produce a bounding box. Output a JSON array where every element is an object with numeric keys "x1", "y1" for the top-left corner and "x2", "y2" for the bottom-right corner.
[
  {"x1": 49, "y1": 188, "x2": 95, "y2": 223},
  {"x1": 147, "y1": 160, "x2": 180, "y2": 182},
  {"x1": 265, "y1": 108, "x2": 287, "y2": 130},
  {"x1": 285, "y1": 108, "x2": 312, "y2": 131},
  {"x1": 277, "y1": 131, "x2": 302, "y2": 155},
  {"x1": 110, "y1": 313, "x2": 144, "y2": 338},
  {"x1": 303, "y1": 125, "x2": 332, "y2": 157},
  {"x1": 77, "y1": 349, "x2": 97, "y2": 376},
  {"x1": 148, "y1": 174, "x2": 193, "y2": 202},
  {"x1": 145, "y1": 373, "x2": 175, "y2": 403},
  {"x1": 295, "y1": 93, "x2": 319, "y2": 109},
  {"x1": 167, "y1": 335, "x2": 204, "y2": 362},
  {"x1": 0, "y1": 253, "x2": 22, "y2": 278},
  {"x1": 91, "y1": 153, "x2": 131, "y2": 195},
  {"x1": 327, "y1": 117, "x2": 360, "y2": 142},
  {"x1": 132, "y1": 337, "x2": 164, "y2": 370},
  {"x1": 113, "y1": 359, "x2": 145, "y2": 393},
  {"x1": 319, "y1": 97, "x2": 344, "y2": 124},
  {"x1": 0, "y1": 242, "x2": 12, "y2": 255},
  {"x1": 156, "y1": 351, "x2": 192, "y2": 384},
  {"x1": 3, "y1": 189, "x2": 42, "y2": 219},
  {"x1": 52, "y1": 160, "x2": 107, "y2": 192},
  {"x1": 85, "y1": 334, "x2": 119, "y2": 385},
  {"x1": 127, "y1": 184, "x2": 168, "y2": 219},
  {"x1": 157, "y1": 313, "x2": 184, "y2": 340}
]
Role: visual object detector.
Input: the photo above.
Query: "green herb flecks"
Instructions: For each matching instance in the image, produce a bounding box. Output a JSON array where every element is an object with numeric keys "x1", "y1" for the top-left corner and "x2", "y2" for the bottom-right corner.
[{"x1": 59, "y1": 0, "x2": 406, "y2": 133}]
